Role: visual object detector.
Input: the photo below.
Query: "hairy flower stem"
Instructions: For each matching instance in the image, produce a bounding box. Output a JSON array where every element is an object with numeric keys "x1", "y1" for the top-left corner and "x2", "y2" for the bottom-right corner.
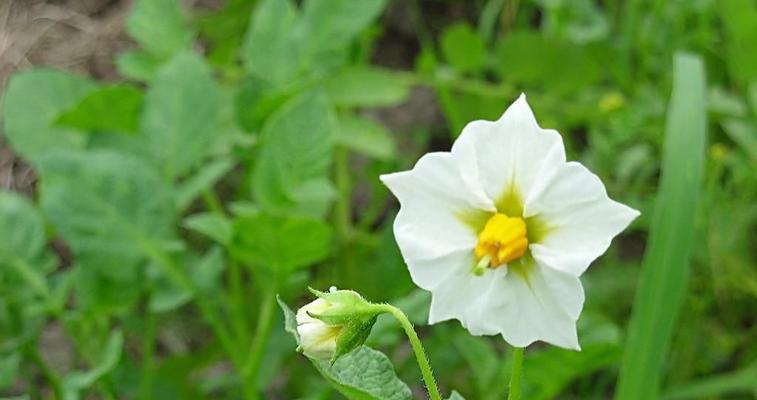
[
  {"x1": 508, "y1": 347, "x2": 525, "y2": 400},
  {"x1": 375, "y1": 304, "x2": 442, "y2": 400}
]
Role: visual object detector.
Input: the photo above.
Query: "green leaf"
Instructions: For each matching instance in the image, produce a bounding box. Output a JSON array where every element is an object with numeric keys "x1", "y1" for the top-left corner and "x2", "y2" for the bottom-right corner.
[
  {"x1": 56, "y1": 85, "x2": 144, "y2": 134},
  {"x1": 0, "y1": 192, "x2": 56, "y2": 298},
  {"x1": 0, "y1": 191, "x2": 50, "y2": 270},
  {"x1": 73, "y1": 262, "x2": 142, "y2": 312},
  {"x1": 192, "y1": 247, "x2": 226, "y2": 294},
  {"x1": 313, "y1": 346, "x2": 412, "y2": 400},
  {"x1": 115, "y1": 50, "x2": 161, "y2": 82},
  {"x1": 197, "y1": 0, "x2": 257, "y2": 68},
  {"x1": 277, "y1": 295, "x2": 300, "y2": 342},
  {"x1": 447, "y1": 391, "x2": 466, "y2": 400},
  {"x1": 494, "y1": 31, "x2": 602, "y2": 93},
  {"x1": 337, "y1": 115, "x2": 395, "y2": 160},
  {"x1": 232, "y1": 213, "x2": 332, "y2": 274},
  {"x1": 252, "y1": 91, "x2": 336, "y2": 217},
  {"x1": 749, "y1": 82, "x2": 757, "y2": 113},
  {"x1": 174, "y1": 158, "x2": 235, "y2": 211},
  {"x1": 140, "y1": 52, "x2": 221, "y2": 179},
  {"x1": 440, "y1": 23, "x2": 486, "y2": 73},
  {"x1": 149, "y1": 247, "x2": 226, "y2": 312},
  {"x1": 661, "y1": 362, "x2": 757, "y2": 399},
  {"x1": 616, "y1": 53, "x2": 708, "y2": 400},
  {"x1": 126, "y1": 0, "x2": 192, "y2": 59},
  {"x1": 2, "y1": 69, "x2": 95, "y2": 163},
  {"x1": 708, "y1": 86, "x2": 747, "y2": 117},
  {"x1": 325, "y1": 67, "x2": 409, "y2": 107},
  {"x1": 242, "y1": 0, "x2": 301, "y2": 84},
  {"x1": 719, "y1": 0, "x2": 757, "y2": 85},
  {"x1": 62, "y1": 330, "x2": 123, "y2": 400},
  {"x1": 0, "y1": 352, "x2": 21, "y2": 390},
  {"x1": 39, "y1": 150, "x2": 175, "y2": 273},
  {"x1": 183, "y1": 212, "x2": 233, "y2": 246},
  {"x1": 721, "y1": 118, "x2": 757, "y2": 161},
  {"x1": 149, "y1": 277, "x2": 191, "y2": 314},
  {"x1": 297, "y1": 0, "x2": 387, "y2": 56}
]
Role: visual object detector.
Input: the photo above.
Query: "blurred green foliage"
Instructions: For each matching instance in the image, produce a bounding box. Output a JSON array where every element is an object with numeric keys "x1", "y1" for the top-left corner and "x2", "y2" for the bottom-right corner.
[{"x1": 0, "y1": 0, "x2": 755, "y2": 399}]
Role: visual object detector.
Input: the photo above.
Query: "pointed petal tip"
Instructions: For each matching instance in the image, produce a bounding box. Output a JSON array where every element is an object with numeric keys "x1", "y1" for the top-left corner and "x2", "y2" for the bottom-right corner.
[{"x1": 378, "y1": 172, "x2": 401, "y2": 188}]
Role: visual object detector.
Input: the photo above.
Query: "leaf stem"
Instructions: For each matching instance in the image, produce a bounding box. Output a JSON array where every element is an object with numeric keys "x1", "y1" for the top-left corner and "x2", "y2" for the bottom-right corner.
[
  {"x1": 334, "y1": 146, "x2": 353, "y2": 240},
  {"x1": 202, "y1": 188, "x2": 226, "y2": 216},
  {"x1": 138, "y1": 311, "x2": 157, "y2": 400},
  {"x1": 375, "y1": 304, "x2": 442, "y2": 400},
  {"x1": 508, "y1": 347, "x2": 524, "y2": 400},
  {"x1": 140, "y1": 239, "x2": 239, "y2": 366},
  {"x1": 241, "y1": 290, "x2": 277, "y2": 398},
  {"x1": 25, "y1": 341, "x2": 63, "y2": 400},
  {"x1": 10, "y1": 258, "x2": 50, "y2": 299},
  {"x1": 229, "y1": 258, "x2": 249, "y2": 346}
]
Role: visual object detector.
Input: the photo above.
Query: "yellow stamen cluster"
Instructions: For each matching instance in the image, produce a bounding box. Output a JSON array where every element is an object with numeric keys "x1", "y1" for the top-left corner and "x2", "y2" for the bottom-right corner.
[{"x1": 474, "y1": 213, "x2": 528, "y2": 274}]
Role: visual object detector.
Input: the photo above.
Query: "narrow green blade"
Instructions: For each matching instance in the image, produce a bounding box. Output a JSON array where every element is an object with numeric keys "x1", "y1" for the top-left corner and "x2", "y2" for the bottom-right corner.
[{"x1": 615, "y1": 53, "x2": 707, "y2": 400}]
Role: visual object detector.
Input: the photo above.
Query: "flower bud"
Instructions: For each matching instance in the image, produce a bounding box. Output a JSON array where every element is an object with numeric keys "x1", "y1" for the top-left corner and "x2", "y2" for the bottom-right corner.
[
  {"x1": 295, "y1": 287, "x2": 380, "y2": 363},
  {"x1": 296, "y1": 298, "x2": 341, "y2": 360}
]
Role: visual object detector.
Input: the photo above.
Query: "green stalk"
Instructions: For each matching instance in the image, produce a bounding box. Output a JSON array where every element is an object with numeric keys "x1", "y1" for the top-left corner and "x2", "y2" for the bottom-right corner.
[
  {"x1": 10, "y1": 258, "x2": 50, "y2": 299},
  {"x1": 139, "y1": 238, "x2": 239, "y2": 366},
  {"x1": 138, "y1": 311, "x2": 157, "y2": 400},
  {"x1": 241, "y1": 290, "x2": 277, "y2": 399},
  {"x1": 229, "y1": 258, "x2": 249, "y2": 346},
  {"x1": 508, "y1": 347, "x2": 524, "y2": 400},
  {"x1": 202, "y1": 188, "x2": 250, "y2": 350},
  {"x1": 375, "y1": 304, "x2": 442, "y2": 400},
  {"x1": 26, "y1": 342, "x2": 63, "y2": 400},
  {"x1": 334, "y1": 147, "x2": 353, "y2": 240},
  {"x1": 202, "y1": 188, "x2": 226, "y2": 216}
]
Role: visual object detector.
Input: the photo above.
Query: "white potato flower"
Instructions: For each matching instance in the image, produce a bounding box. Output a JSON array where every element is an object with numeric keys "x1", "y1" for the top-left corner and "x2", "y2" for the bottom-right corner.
[{"x1": 381, "y1": 94, "x2": 639, "y2": 350}]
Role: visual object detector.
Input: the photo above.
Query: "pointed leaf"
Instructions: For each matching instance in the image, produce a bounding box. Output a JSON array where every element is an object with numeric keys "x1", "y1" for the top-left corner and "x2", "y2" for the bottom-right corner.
[
  {"x1": 39, "y1": 150, "x2": 175, "y2": 272},
  {"x1": 325, "y1": 67, "x2": 409, "y2": 107},
  {"x1": 232, "y1": 213, "x2": 332, "y2": 273},
  {"x1": 2, "y1": 69, "x2": 95, "y2": 163},
  {"x1": 56, "y1": 85, "x2": 144, "y2": 134},
  {"x1": 126, "y1": 0, "x2": 192, "y2": 59},
  {"x1": 140, "y1": 53, "x2": 221, "y2": 179},
  {"x1": 242, "y1": 0, "x2": 301, "y2": 84},
  {"x1": 252, "y1": 91, "x2": 336, "y2": 217},
  {"x1": 313, "y1": 346, "x2": 412, "y2": 400},
  {"x1": 298, "y1": 0, "x2": 387, "y2": 56}
]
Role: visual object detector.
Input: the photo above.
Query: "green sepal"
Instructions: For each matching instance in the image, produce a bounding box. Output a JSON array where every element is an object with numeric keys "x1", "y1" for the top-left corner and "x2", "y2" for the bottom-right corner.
[
  {"x1": 331, "y1": 315, "x2": 378, "y2": 364},
  {"x1": 307, "y1": 287, "x2": 378, "y2": 325},
  {"x1": 307, "y1": 287, "x2": 384, "y2": 363}
]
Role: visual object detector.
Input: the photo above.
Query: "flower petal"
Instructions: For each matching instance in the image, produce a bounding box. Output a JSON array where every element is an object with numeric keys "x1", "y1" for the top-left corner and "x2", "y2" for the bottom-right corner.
[
  {"x1": 452, "y1": 94, "x2": 566, "y2": 206},
  {"x1": 428, "y1": 260, "x2": 508, "y2": 335},
  {"x1": 429, "y1": 261, "x2": 583, "y2": 350},
  {"x1": 490, "y1": 263, "x2": 583, "y2": 349},
  {"x1": 380, "y1": 153, "x2": 493, "y2": 289},
  {"x1": 527, "y1": 162, "x2": 640, "y2": 276}
]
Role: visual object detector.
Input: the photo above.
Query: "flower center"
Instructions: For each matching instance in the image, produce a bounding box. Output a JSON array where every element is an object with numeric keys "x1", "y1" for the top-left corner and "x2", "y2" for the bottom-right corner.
[{"x1": 473, "y1": 213, "x2": 528, "y2": 275}]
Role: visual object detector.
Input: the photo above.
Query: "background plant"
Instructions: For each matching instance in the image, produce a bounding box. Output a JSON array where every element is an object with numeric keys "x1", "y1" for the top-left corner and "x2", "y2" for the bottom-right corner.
[{"x1": 0, "y1": 0, "x2": 755, "y2": 399}]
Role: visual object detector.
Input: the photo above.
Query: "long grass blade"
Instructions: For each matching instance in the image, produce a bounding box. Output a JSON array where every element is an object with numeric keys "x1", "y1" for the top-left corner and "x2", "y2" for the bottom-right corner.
[{"x1": 615, "y1": 52, "x2": 708, "y2": 400}]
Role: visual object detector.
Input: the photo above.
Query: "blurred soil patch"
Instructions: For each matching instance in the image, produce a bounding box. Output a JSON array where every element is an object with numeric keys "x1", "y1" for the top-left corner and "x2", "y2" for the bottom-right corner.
[{"x1": 0, "y1": 0, "x2": 132, "y2": 194}]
